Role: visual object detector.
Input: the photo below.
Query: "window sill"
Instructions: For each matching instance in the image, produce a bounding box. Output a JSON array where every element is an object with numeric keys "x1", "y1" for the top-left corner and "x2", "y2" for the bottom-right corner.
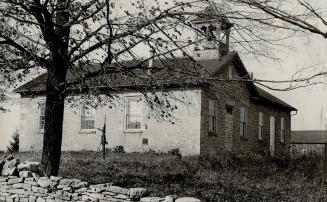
[
  {"x1": 79, "y1": 130, "x2": 96, "y2": 134},
  {"x1": 123, "y1": 129, "x2": 143, "y2": 133},
  {"x1": 37, "y1": 130, "x2": 44, "y2": 134},
  {"x1": 240, "y1": 137, "x2": 248, "y2": 141}
]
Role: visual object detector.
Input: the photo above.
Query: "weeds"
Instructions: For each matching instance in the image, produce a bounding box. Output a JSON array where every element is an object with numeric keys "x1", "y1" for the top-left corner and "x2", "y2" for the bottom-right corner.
[{"x1": 11, "y1": 150, "x2": 327, "y2": 201}]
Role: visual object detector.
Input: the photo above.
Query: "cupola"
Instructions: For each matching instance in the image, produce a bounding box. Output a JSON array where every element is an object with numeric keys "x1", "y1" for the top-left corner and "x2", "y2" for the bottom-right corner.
[{"x1": 192, "y1": 6, "x2": 233, "y2": 60}]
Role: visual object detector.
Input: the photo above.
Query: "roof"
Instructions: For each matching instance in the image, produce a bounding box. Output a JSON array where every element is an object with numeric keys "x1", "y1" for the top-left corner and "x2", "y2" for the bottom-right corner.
[
  {"x1": 291, "y1": 130, "x2": 327, "y2": 144},
  {"x1": 14, "y1": 54, "x2": 236, "y2": 94},
  {"x1": 254, "y1": 86, "x2": 297, "y2": 111},
  {"x1": 14, "y1": 53, "x2": 296, "y2": 111},
  {"x1": 191, "y1": 6, "x2": 231, "y2": 27}
]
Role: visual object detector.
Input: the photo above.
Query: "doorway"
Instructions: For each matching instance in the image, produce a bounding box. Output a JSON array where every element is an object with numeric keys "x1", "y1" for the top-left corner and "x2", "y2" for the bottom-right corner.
[{"x1": 270, "y1": 116, "x2": 276, "y2": 156}]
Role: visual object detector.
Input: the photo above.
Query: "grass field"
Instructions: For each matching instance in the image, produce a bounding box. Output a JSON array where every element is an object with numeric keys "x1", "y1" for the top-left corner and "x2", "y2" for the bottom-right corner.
[{"x1": 2, "y1": 150, "x2": 327, "y2": 201}]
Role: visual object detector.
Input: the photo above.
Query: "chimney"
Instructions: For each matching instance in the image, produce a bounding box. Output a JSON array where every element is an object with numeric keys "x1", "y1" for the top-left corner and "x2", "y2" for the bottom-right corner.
[{"x1": 219, "y1": 22, "x2": 232, "y2": 57}]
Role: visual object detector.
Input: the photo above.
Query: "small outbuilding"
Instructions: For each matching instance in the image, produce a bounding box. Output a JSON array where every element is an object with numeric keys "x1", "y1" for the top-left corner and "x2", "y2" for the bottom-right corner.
[{"x1": 290, "y1": 130, "x2": 327, "y2": 158}]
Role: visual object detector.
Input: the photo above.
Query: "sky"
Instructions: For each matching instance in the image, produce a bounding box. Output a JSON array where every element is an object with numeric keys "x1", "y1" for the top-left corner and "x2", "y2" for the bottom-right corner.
[{"x1": 242, "y1": 32, "x2": 327, "y2": 131}]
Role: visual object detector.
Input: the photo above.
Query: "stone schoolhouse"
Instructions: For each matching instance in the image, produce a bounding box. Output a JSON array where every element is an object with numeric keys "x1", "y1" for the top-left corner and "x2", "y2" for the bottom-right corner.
[
  {"x1": 13, "y1": 11, "x2": 296, "y2": 156},
  {"x1": 14, "y1": 52, "x2": 296, "y2": 156}
]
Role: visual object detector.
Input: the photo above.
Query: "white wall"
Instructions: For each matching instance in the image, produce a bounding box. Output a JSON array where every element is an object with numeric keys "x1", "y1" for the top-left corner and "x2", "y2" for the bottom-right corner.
[
  {"x1": 0, "y1": 94, "x2": 21, "y2": 151},
  {"x1": 19, "y1": 89, "x2": 202, "y2": 156}
]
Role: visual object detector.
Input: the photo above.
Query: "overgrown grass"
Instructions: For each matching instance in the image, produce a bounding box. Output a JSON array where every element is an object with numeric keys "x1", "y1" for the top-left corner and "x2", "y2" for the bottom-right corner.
[{"x1": 2, "y1": 150, "x2": 327, "y2": 201}]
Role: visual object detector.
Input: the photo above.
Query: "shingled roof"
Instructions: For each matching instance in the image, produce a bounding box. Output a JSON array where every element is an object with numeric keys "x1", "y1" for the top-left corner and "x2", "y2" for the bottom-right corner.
[
  {"x1": 253, "y1": 86, "x2": 296, "y2": 111},
  {"x1": 14, "y1": 53, "x2": 296, "y2": 111},
  {"x1": 291, "y1": 130, "x2": 327, "y2": 144},
  {"x1": 14, "y1": 53, "x2": 236, "y2": 94}
]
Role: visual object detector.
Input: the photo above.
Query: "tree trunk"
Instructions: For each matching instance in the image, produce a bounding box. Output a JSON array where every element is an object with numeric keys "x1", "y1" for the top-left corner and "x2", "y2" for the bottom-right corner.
[
  {"x1": 40, "y1": 0, "x2": 70, "y2": 176},
  {"x1": 41, "y1": 62, "x2": 68, "y2": 176}
]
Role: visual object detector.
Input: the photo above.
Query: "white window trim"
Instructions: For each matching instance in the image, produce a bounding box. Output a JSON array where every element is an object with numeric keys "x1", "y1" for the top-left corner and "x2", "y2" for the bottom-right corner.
[
  {"x1": 37, "y1": 100, "x2": 46, "y2": 133},
  {"x1": 124, "y1": 96, "x2": 143, "y2": 133},
  {"x1": 280, "y1": 117, "x2": 286, "y2": 143},
  {"x1": 0, "y1": 74, "x2": 4, "y2": 83},
  {"x1": 208, "y1": 99, "x2": 216, "y2": 133},
  {"x1": 79, "y1": 100, "x2": 96, "y2": 133},
  {"x1": 258, "y1": 112, "x2": 264, "y2": 140},
  {"x1": 240, "y1": 107, "x2": 247, "y2": 139},
  {"x1": 228, "y1": 65, "x2": 233, "y2": 80}
]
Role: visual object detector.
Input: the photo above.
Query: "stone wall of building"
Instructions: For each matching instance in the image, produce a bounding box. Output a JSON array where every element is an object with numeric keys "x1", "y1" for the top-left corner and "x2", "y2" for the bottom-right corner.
[
  {"x1": 19, "y1": 89, "x2": 202, "y2": 156},
  {"x1": 0, "y1": 95, "x2": 20, "y2": 152},
  {"x1": 199, "y1": 62, "x2": 291, "y2": 156}
]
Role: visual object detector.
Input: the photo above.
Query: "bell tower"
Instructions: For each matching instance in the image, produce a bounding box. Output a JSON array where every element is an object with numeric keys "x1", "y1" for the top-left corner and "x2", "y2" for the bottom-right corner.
[{"x1": 192, "y1": 6, "x2": 233, "y2": 60}]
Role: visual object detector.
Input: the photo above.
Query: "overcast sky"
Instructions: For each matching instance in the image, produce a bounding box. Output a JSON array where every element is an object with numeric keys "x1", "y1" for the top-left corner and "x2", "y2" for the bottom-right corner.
[{"x1": 242, "y1": 32, "x2": 327, "y2": 131}]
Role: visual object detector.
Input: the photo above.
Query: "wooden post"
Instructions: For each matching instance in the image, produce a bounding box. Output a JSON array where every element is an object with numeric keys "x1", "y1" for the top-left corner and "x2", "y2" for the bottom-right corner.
[{"x1": 102, "y1": 115, "x2": 106, "y2": 161}]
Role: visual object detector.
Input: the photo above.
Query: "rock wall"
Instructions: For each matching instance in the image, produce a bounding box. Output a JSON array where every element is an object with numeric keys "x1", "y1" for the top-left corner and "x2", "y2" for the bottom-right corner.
[{"x1": 0, "y1": 155, "x2": 201, "y2": 202}]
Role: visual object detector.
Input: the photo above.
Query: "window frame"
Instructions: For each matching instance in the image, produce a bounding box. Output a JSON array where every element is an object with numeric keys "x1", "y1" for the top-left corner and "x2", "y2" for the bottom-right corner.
[
  {"x1": 258, "y1": 112, "x2": 264, "y2": 140},
  {"x1": 38, "y1": 100, "x2": 46, "y2": 132},
  {"x1": 226, "y1": 104, "x2": 233, "y2": 115},
  {"x1": 80, "y1": 101, "x2": 96, "y2": 132},
  {"x1": 124, "y1": 96, "x2": 143, "y2": 132},
  {"x1": 197, "y1": 24, "x2": 217, "y2": 50},
  {"x1": 208, "y1": 99, "x2": 217, "y2": 133},
  {"x1": 228, "y1": 65, "x2": 233, "y2": 80},
  {"x1": 0, "y1": 74, "x2": 4, "y2": 83},
  {"x1": 240, "y1": 107, "x2": 247, "y2": 139},
  {"x1": 280, "y1": 117, "x2": 286, "y2": 143}
]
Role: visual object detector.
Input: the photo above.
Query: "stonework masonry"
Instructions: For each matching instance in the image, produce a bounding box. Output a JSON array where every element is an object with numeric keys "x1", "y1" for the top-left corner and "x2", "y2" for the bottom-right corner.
[
  {"x1": 17, "y1": 56, "x2": 293, "y2": 157},
  {"x1": 0, "y1": 155, "x2": 201, "y2": 202},
  {"x1": 199, "y1": 63, "x2": 291, "y2": 156},
  {"x1": 19, "y1": 90, "x2": 202, "y2": 156}
]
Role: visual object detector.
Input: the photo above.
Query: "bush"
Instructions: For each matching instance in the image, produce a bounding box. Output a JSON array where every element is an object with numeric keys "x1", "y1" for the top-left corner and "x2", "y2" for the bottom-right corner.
[
  {"x1": 7, "y1": 130, "x2": 19, "y2": 153},
  {"x1": 144, "y1": 149, "x2": 162, "y2": 155},
  {"x1": 113, "y1": 145, "x2": 125, "y2": 153},
  {"x1": 167, "y1": 148, "x2": 181, "y2": 157}
]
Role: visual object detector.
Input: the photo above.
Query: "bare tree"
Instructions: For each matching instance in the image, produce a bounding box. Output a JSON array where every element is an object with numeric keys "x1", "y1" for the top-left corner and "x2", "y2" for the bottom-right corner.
[
  {"x1": 2, "y1": 0, "x2": 326, "y2": 176},
  {"x1": 1, "y1": 0, "x2": 242, "y2": 176},
  {"x1": 0, "y1": 0, "x2": 201, "y2": 175},
  {"x1": 217, "y1": 0, "x2": 327, "y2": 88}
]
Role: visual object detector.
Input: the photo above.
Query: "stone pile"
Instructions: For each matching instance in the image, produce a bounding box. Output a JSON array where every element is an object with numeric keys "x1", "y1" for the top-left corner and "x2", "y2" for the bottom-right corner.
[{"x1": 0, "y1": 155, "x2": 201, "y2": 202}]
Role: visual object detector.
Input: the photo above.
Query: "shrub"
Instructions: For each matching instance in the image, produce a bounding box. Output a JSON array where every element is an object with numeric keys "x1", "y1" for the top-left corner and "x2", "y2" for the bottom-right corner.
[
  {"x1": 7, "y1": 130, "x2": 19, "y2": 153},
  {"x1": 167, "y1": 148, "x2": 181, "y2": 157},
  {"x1": 144, "y1": 149, "x2": 162, "y2": 155},
  {"x1": 113, "y1": 145, "x2": 125, "y2": 153}
]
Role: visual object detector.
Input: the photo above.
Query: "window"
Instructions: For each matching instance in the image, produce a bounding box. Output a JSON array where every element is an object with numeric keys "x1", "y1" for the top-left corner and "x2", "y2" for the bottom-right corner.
[
  {"x1": 0, "y1": 75, "x2": 4, "y2": 83},
  {"x1": 228, "y1": 65, "x2": 233, "y2": 80},
  {"x1": 240, "y1": 107, "x2": 247, "y2": 139},
  {"x1": 201, "y1": 24, "x2": 217, "y2": 41},
  {"x1": 81, "y1": 102, "x2": 95, "y2": 130},
  {"x1": 208, "y1": 99, "x2": 216, "y2": 132},
  {"x1": 198, "y1": 24, "x2": 217, "y2": 50},
  {"x1": 125, "y1": 97, "x2": 142, "y2": 131},
  {"x1": 258, "y1": 112, "x2": 264, "y2": 140},
  {"x1": 226, "y1": 105, "x2": 233, "y2": 114},
  {"x1": 280, "y1": 117, "x2": 286, "y2": 143},
  {"x1": 142, "y1": 138, "x2": 148, "y2": 145},
  {"x1": 39, "y1": 102, "x2": 46, "y2": 131}
]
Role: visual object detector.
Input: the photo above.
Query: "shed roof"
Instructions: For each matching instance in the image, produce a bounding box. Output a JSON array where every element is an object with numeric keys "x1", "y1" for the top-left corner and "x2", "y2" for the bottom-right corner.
[{"x1": 291, "y1": 130, "x2": 327, "y2": 144}]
